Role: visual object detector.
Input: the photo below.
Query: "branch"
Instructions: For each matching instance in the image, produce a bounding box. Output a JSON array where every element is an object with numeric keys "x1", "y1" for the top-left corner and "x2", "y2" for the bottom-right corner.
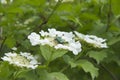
[
  {"x1": 0, "y1": 37, "x2": 7, "y2": 52},
  {"x1": 100, "y1": 63, "x2": 118, "y2": 80},
  {"x1": 15, "y1": 1, "x2": 63, "y2": 47},
  {"x1": 33, "y1": 0, "x2": 62, "y2": 32},
  {"x1": 106, "y1": 0, "x2": 112, "y2": 32}
]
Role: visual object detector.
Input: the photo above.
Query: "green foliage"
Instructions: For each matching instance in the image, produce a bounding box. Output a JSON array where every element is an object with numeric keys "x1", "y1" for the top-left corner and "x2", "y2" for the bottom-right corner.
[
  {"x1": 87, "y1": 51, "x2": 107, "y2": 64},
  {"x1": 47, "y1": 72, "x2": 69, "y2": 80},
  {"x1": 76, "y1": 60, "x2": 99, "y2": 80},
  {"x1": 40, "y1": 45, "x2": 68, "y2": 62},
  {"x1": 68, "y1": 59, "x2": 99, "y2": 80},
  {"x1": 0, "y1": 0, "x2": 120, "y2": 80},
  {"x1": 0, "y1": 62, "x2": 10, "y2": 80}
]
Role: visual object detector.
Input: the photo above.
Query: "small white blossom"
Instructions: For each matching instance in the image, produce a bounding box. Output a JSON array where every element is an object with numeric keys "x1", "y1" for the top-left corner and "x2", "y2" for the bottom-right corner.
[
  {"x1": 55, "y1": 0, "x2": 74, "y2": 3},
  {"x1": 74, "y1": 31, "x2": 108, "y2": 48},
  {"x1": 39, "y1": 30, "x2": 49, "y2": 37},
  {"x1": 68, "y1": 41, "x2": 82, "y2": 55},
  {"x1": 28, "y1": 28, "x2": 82, "y2": 55},
  {"x1": 1, "y1": 52, "x2": 40, "y2": 69},
  {"x1": 0, "y1": 0, "x2": 13, "y2": 4},
  {"x1": 28, "y1": 32, "x2": 41, "y2": 46},
  {"x1": 1, "y1": 0, "x2": 7, "y2": 4},
  {"x1": 48, "y1": 28, "x2": 58, "y2": 37},
  {"x1": 12, "y1": 47, "x2": 17, "y2": 51}
]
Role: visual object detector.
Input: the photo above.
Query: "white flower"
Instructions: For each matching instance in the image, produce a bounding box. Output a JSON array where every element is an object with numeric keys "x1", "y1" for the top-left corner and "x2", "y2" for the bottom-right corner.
[
  {"x1": 28, "y1": 28, "x2": 82, "y2": 55},
  {"x1": 68, "y1": 41, "x2": 82, "y2": 55},
  {"x1": 74, "y1": 31, "x2": 108, "y2": 48},
  {"x1": 48, "y1": 28, "x2": 58, "y2": 37},
  {"x1": 28, "y1": 32, "x2": 41, "y2": 46},
  {"x1": 61, "y1": 32, "x2": 75, "y2": 42},
  {"x1": 39, "y1": 30, "x2": 49, "y2": 37},
  {"x1": 55, "y1": 0, "x2": 74, "y2": 3},
  {"x1": 1, "y1": 52, "x2": 40, "y2": 69},
  {"x1": 0, "y1": 0, "x2": 13, "y2": 4},
  {"x1": 12, "y1": 47, "x2": 17, "y2": 51},
  {"x1": 1, "y1": 0, "x2": 7, "y2": 4}
]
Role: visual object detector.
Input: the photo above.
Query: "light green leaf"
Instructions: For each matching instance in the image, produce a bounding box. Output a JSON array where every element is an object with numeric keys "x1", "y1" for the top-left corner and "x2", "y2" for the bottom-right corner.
[
  {"x1": 87, "y1": 51, "x2": 107, "y2": 64},
  {"x1": 0, "y1": 62, "x2": 10, "y2": 78},
  {"x1": 76, "y1": 60, "x2": 99, "y2": 80},
  {"x1": 40, "y1": 45, "x2": 68, "y2": 62},
  {"x1": 49, "y1": 72, "x2": 69, "y2": 80},
  {"x1": 38, "y1": 70, "x2": 69, "y2": 80},
  {"x1": 112, "y1": 0, "x2": 120, "y2": 15},
  {"x1": 4, "y1": 37, "x2": 16, "y2": 48}
]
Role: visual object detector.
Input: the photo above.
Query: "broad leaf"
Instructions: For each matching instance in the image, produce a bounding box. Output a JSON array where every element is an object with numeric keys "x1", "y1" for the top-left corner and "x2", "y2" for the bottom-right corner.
[
  {"x1": 48, "y1": 72, "x2": 69, "y2": 80},
  {"x1": 112, "y1": 0, "x2": 120, "y2": 15},
  {"x1": 63, "y1": 55, "x2": 77, "y2": 68},
  {"x1": 38, "y1": 70, "x2": 69, "y2": 80},
  {"x1": 76, "y1": 60, "x2": 99, "y2": 80},
  {"x1": 40, "y1": 45, "x2": 68, "y2": 62},
  {"x1": 87, "y1": 51, "x2": 107, "y2": 64},
  {"x1": 108, "y1": 37, "x2": 120, "y2": 46},
  {"x1": 0, "y1": 62, "x2": 10, "y2": 79}
]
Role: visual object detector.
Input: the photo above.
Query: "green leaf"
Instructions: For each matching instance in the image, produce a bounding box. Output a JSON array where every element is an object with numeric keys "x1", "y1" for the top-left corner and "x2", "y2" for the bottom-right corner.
[
  {"x1": 87, "y1": 51, "x2": 107, "y2": 64},
  {"x1": 63, "y1": 55, "x2": 77, "y2": 68},
  {"x1": 40, "y1": 45, "x2": 68, "y2": 62},
  {"x1": 4, "y1": 37, "x2": 16, "y2": 48},
  {"x1": 108, "y1": 36, "x2": 120, "y2": 45},
  {"x1": 48, "y1": 72, "x2": 69, "y2": 80},
  {"x1": 76, "y1": 60, "x2": 99, "y2": 80},
  {"x1": 38, "y1": 70, "x2": 69, "y2": 80},
  {"x1": 0, "y1": 62, "x2": 11, "y2": 80},
  {"x1": 112, "y1": 0, "x2": 120, "y2": 15}
]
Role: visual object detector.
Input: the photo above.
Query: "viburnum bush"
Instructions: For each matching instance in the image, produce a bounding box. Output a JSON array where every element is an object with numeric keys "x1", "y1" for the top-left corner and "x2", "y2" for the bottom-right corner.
[
  {"x1": 0, "y1": 0, "x2": 120, "y2": 80},
  {"x1": 1, "y1": 28, "x2": 108, "y2": 80}
]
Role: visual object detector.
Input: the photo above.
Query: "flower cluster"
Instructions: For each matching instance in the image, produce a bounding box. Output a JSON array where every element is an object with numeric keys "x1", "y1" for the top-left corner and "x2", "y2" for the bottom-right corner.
[
  {"x1": 1, "y1": 52, "x2": 39, "y2": 69},
  {"x1": 0, "y1": 0, "x2": 13, "y2": 4},
  {"x1": 28, "y1": 28, "x2": 108, "y2": 55},
  {"x1": 28, "y1": 28, "x2": 82, "y2": 55},
  {"x1": 55, "y1": 0, "x2": 74, "y2": 3},
  {"x1": 74, "y1": 31, "x2": 108, "y2": 48}
]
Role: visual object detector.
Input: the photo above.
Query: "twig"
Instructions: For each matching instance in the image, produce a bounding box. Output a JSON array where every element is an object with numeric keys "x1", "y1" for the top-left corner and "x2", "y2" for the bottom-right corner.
[
  {"x1": 33, "y1": 0, "x2": 62, "y2": 32},
  {"x1": 16, "y1": 1, "x2": 62, "y2": 47},
  {"x1": 106, "y1": 0, "x2": 112, "y2": 32},
  {"x1": 60, "y1": 51, "x2": 85, "y2": 72},
  {"x1": 100, "y1": 63, "x2": 118, "y2": 80},
  {"x1": 0, "y1": 37, "x2": 7, "y2": 52}
]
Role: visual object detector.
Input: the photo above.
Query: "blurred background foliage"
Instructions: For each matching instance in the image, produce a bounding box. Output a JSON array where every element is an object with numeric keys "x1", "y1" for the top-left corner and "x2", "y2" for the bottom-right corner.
[{"x1": 0, "y1": 0, "x2": 120, "y2": 80}]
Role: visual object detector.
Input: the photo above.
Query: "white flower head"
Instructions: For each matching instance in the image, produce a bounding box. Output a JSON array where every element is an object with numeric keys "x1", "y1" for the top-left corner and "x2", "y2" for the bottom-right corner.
[
  {"x1": 28, "y1": 32, "x2": 41, "y2": 46},
  {"x1": 68, "y1": 41, "x2": 82, "y2": 55},
  {"x1": 55, "y1": 0, "x2": 74, "y2": 3},
  {"x1": 74, "y1": 31, "x2": 108, "y2": 48},
  {"x1": 11, "y1": 47, "x2": 17, "y2": 51},
  {"x1": 28, "y1": 28, "x2": 82, "y2": 55},
  {"x1": 1, "y1": 52, "x2": 40, "y2": 69},
  {"x1": 1, "y1": 0, "x2": 7, "y2": 4},
  {"x1": 0, "y1": 0, "x2": 13, "y2": 4}
]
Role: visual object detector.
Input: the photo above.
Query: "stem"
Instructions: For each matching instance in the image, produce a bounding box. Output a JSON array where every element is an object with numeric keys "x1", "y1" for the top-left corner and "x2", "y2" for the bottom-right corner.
[
  {"x1": 106, "y1": 0, "x2": 112, "y2": 32},
  {"x1": 100, "y1": 63, "x2": 118, "y2": 80},
  {"x1": 15, "y1": 0, "x2": 62, "y2": 47},
  {"x1": 33, "y1": 0, "x2": 62, "y2": 32},
  {"x1": 60, "y1": 65, "x2": 69, "y2": 72},
  {"x1": 9, "y1": 70, "x2": 19, "y2": 80},
  {"x1": 0, "y1": 37, "x2": 7, "y2": 52},
  {"x1": 60, "y1": 51, "x2": 85, "y2": 72},
  {"x1": 46, "y1": 48, "x2": 54, "y2": 67}
]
